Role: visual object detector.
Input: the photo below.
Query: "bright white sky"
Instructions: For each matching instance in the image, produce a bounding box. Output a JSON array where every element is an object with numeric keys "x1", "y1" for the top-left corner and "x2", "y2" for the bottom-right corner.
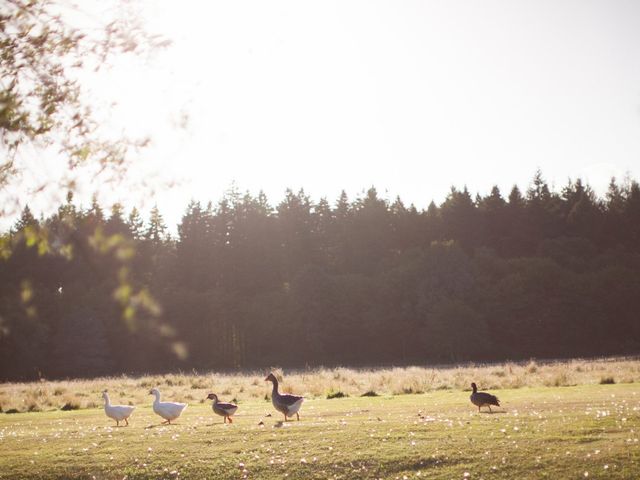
[{"x1": 8, "y1": 0, "x2": 640, "y2": 230}]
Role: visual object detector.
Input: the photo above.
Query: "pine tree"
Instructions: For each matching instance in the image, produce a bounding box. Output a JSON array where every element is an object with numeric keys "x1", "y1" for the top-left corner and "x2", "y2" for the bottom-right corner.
[
  {"x1": 127, "y1": 207, "x2": 145, "y2": 240},
  {"x1": 145, "y1": 205, "x2": 168, "y2": 245},
  {"x1": 14, "y1": 205, "x2": 38, "y2": 231},
  {"x1": 87, "y1": 194, "x2": 104, "y2": 222},
  {"x1": 478, "y1": 186, "x2": 507, "y2": 251},
  {"x1": 106, "y1": 203, "x2": 129, "y2": 236},
  {"x1": 277, "y1": 188, "x2": 315, "y2": 278},
  {"x1": 440, "y1": 186, "x2": 477, "y2": 250}
]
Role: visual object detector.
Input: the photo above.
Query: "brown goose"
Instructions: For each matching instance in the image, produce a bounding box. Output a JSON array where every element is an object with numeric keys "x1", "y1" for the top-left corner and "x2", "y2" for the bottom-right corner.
[
  {"x1": 470, "y1": 382, "x2": 500, "y2": 412},
  {"x1": 265, "y1": 372, "x2": 304, "y2": 421},
  {"x1": 206, "y1": 393, "x2": 238, "y2": 423}
]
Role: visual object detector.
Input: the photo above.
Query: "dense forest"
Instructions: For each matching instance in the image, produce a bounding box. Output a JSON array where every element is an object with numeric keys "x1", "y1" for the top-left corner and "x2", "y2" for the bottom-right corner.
[{"x1": 1, "y1": 171, "x2": 640, "y2": 380}]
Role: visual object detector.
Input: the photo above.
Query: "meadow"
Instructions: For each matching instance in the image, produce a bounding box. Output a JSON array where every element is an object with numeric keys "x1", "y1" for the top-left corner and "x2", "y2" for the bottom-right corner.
[
  {"x1": 1, "y1": 358, "x2": 640, "y2": 479},
  {"x1": 2, "y1": 357, "x2": 639, "y2": 414}
]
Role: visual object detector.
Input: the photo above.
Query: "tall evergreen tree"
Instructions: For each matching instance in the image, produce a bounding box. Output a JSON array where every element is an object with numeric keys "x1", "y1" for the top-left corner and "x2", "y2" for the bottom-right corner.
[
  {"x1": 440, "y1": 186, "x2": 477, "y2": 250},
  {"x1": 477, "y1": 185, "x2": 507, "y2": 251},
  {"x1": 14, "y1": 205, "x2": 38, "y2": 231},
  {"x1": 3, "y1": 176, "x2": 640, "y2": 380},
  {"x1": 277, "y1": 189, "x2": 315, "y2": 278},
  {"x1": 145, "y1": 205, "x2": 168, "y2": 245},
  {"x1": 127, "y1": 207, "x2": 145, "y2": 240}
]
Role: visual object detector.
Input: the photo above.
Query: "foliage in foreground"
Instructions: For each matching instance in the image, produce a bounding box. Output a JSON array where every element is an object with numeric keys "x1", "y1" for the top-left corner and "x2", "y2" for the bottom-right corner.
[
  {"x1": 0, "y1": 0, "x2": 165, "y2": 198},
  {"x1": 1, "y1": 383, "x2": 639, "y2": 479}
]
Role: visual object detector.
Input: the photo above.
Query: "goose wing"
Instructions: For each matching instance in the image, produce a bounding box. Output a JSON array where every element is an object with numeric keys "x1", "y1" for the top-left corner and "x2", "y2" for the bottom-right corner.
[
  {"x1": 112, "y1": 405, "x2": 135, "y2": 415},
  {"x1": 477, "y1": 391, "x2": 500, "y2": 406},
  {"x1": 106, "y1": 404, "x2": 135, "y2": 420},
  {"x1": 216, "y1": 401, "x2": 238, "y2": 411},
  {"x1": 157, "y1": 401, "x2": 187, "y2": 417},
  {"x1": 214, "y1": 401, "x2": 238, "y2": 416},
  {"x1": 278, "y1": 393, "x2": 304, "y2": 406}
]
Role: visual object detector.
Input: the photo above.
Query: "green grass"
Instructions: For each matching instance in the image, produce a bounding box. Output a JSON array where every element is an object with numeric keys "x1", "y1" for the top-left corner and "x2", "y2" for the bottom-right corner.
[{"x1": 1, "y1": 383, "x2": 640, "y2": 479}]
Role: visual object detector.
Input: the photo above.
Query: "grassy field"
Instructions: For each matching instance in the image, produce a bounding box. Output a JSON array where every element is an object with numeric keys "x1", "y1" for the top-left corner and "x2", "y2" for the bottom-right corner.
[
  {"x1": 1, "y1": 382, "x2": 639, "y2": 479},
  {"x1": 2, "y1": 357, "x2": 640, "y2": 414}
]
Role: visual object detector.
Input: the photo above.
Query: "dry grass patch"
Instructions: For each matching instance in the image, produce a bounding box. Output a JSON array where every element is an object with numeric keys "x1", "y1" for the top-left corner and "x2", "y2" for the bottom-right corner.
[{"x1": 0, "y1": 356, "x2": 638, "y2": 413}]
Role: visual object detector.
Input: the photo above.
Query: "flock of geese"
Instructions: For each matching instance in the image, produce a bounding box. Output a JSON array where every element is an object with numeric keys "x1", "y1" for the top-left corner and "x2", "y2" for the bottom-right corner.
[{"x1": 102, "y1": 373, "x2": 500, "y2": 427}]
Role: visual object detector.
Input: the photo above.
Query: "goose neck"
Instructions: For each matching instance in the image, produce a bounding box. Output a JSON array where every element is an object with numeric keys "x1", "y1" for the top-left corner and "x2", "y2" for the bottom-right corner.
[
  {"x1": 103, "y1": 394, "x2": 110, "y2": 407},
  {"x1": 271, "y1": 378, "x2": 279, "y2": 395}
]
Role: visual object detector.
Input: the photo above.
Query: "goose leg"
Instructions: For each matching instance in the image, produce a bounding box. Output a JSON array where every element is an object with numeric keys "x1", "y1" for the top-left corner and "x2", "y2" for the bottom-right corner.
[
  {"x1": 228, "y1": 416, "x2": 233, "y2": 424},
  {"x1": 488, "y1": 405, "x2": 492, "y2": 413},
  {"x1": 296, "y1": 412, "x2": 300, "y2": 421},
  {"x1": 125, "y1": 418, "x2": 129, "y2": 426},
  {"x1": 116, "y1": 420, "x2": 120, "y2": 427}
]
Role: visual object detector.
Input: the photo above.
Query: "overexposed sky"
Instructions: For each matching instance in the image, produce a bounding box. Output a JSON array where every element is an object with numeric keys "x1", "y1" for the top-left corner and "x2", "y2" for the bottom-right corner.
[{"x1": 8, "y1": 0, "x2": 640, "y2": 228}]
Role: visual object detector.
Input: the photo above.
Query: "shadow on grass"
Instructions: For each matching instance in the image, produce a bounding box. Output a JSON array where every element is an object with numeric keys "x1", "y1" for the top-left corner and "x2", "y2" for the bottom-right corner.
[
  {"x1": 383, "y1": 456, "x2": 466, "y2": 473},
  {"x1": 250, "y1": 456, "x2": 468, "y2": 479},
  {"x1": 144, "y1": 423, "x2": 182, "y2": 429}
]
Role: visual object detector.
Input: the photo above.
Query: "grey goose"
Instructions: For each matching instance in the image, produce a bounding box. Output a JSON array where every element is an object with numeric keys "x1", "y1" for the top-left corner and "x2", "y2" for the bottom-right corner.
[
  {"x1": 265, "y1": 372, "x2": 304, "y2": 421},
  {"x1": 206, "y1": 393, "x2": 238, "y2": 423}
]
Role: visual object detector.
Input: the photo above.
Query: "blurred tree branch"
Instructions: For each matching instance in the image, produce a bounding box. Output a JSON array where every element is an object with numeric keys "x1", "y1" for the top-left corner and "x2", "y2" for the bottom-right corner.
[
  {"x1": 0, "y1": 0, "x2": 169, "y2": 203},
  {"x1": 0, "y1": 0, "x2": 172, "y2": 334}
]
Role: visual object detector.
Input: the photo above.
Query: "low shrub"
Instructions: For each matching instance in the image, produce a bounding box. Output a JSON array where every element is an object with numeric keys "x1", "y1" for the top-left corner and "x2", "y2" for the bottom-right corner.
[
  {"x1": 60, "y1": 401, "x2": 80, "y2": 411},
  {"x1": 326, "y1": 391, "x2": 348, "y2": 399},
  {"x1": 401, "y1": 386, "x2": 424, "y2": 395},
  {"x1": 361, "y1": 390, "x2": 378, "y2": 397}
]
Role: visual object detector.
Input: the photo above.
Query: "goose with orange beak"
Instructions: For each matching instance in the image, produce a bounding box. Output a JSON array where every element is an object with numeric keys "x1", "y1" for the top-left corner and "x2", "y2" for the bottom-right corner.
[
  {"x1": 265, "y1": 372, "x2": 304, "y2": 421},
  {"x1": 206, "y1": 393, "x2": 238, "y2": 423}
]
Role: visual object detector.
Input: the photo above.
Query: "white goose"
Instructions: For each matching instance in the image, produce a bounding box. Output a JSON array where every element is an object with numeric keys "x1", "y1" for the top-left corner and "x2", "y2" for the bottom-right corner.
[
  {"x1": 102, "y1": 390, "x2": 135, "y2": 427},
  {"x1": 149, "y1": 388, "x2": 187, "y2": 424}
]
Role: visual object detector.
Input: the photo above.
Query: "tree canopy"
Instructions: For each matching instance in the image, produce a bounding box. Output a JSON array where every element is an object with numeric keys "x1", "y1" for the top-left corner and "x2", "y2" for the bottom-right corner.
[{"x1": 1, "y1": 173, "x2": 639, "y2": 380}]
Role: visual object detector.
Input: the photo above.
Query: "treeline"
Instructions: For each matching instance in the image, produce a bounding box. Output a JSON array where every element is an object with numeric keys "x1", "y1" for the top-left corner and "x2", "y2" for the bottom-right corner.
[{"x1": 1, "y1": 171, "x2": 640, "y2": 380}]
